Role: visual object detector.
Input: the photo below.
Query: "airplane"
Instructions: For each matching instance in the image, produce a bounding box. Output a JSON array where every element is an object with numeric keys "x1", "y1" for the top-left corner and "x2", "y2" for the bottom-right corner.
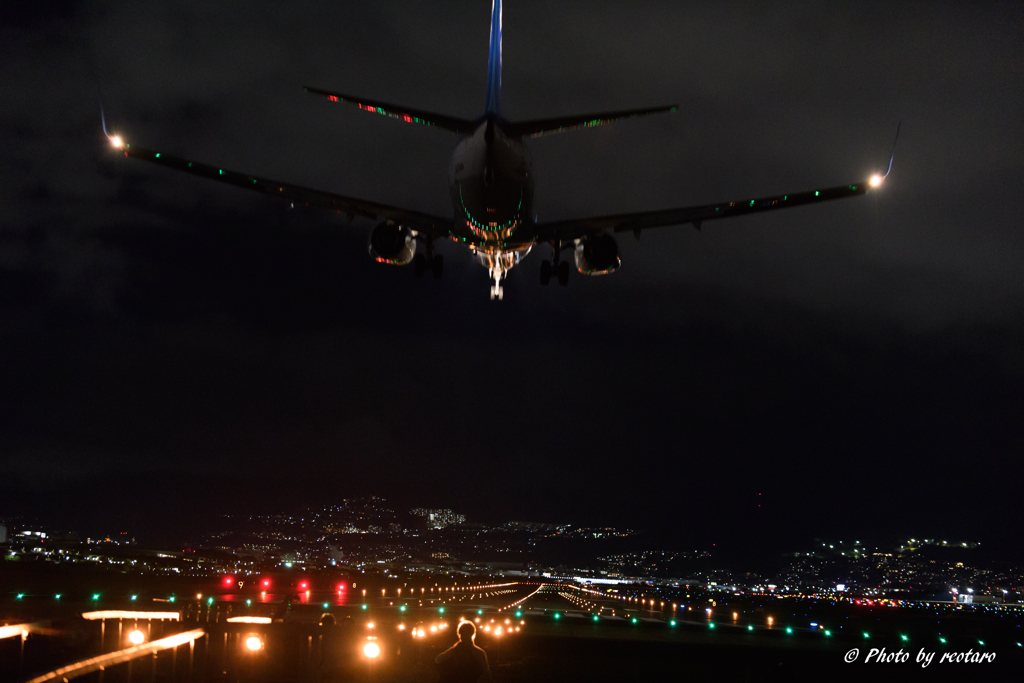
[{"x1": 103, "y1": 0, "x2": 895, "y2": 300}]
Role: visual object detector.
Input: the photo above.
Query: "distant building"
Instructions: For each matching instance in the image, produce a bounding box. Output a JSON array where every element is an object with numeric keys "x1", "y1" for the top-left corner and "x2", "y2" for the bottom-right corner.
[
  {"x1": 0, "y1": 523, "x2": 6, "y2": 543},
  {"x1": 410, "y1": 508, "x2": 466, "y2": 529}
]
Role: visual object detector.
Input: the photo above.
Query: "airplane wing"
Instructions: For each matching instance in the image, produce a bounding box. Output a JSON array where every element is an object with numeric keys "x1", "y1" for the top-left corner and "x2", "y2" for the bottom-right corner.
[
  {"x1": 114, "y1": 141, "x2": 451, "y2": 236},
  {"x1": 534, "y1": 178, "x2": 880, "y2": 242}
]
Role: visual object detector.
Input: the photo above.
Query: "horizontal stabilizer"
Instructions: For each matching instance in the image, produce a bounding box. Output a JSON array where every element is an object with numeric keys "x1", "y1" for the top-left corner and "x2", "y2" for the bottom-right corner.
[
  {"x1": 304, "y1": 86, "x2": 477, "y2": 134},
  {"x1": 504, "y1": 105, "x2": 678, "y2": 138}
]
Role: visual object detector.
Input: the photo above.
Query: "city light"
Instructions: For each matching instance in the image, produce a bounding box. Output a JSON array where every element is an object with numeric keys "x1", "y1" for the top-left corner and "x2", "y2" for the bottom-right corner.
[
  {"x1": 363, "y1": 642, "x2": 380, "y2": 658},
  {"x1": 245, "y1": 636, "x2": 263, "y2": 652},
  {"x1": 127, "y1": 630, "x2": 146, "y2": 645}
]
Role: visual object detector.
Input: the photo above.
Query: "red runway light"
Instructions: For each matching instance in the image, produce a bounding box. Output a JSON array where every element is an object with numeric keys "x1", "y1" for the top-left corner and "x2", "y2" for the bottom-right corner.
[
  {"x1": 223, "y1": 576, "x2": 235, "y2": 587},
  {"x1": 261, "y1": 579, "x2": 271, "y2": 589}
]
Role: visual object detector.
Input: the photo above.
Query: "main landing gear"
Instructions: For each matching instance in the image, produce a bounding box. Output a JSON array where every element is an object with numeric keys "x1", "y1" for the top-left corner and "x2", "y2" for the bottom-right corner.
[
  {"x1": 413, "y1": 240, "x2": 444, "y2": 279},
  {"x1": 540, "y1": 242, "x2": 570, "y2": 286}
]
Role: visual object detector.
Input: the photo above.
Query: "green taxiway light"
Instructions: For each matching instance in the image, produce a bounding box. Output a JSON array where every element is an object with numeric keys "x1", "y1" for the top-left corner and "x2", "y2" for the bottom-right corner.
[
  {"x1": 55, "y1": 594, "x2": 61, "y2": 600},
  {"x1": 477, "y1": 610, "x2": 483, "y2": 615},
  {"x1": 439, "y1": 607, "x2": 445, "y2": 613},
  {"x1": 670, "y1": 620, "x2": 676, "y2": 627},
  {"x1": 400, "y1": 605, "x2": 406, "y2": 612},
  {"x1": 939, "y1": 637, "x2": 947, "y2": 644},
  {"x1": 748, "y1": 625, "x2": 754, "y2": 631},
  {"x1": 92, "y1": 594, "x2": 100, "y2": 600},
  {"x1": 631, "y1": 618, "x2": 638, "y2": 624},
  {"x1": 207, "y1": 597, "x2": 213, "y2": 605},
  {"x1": 245, "y1": 599, "x2": 251, "y2": 606},
  {"x1": 16, "y1": 594, "x2": 23, "y2": 599},
  {"x1": 709, "y1": 623, "x2": 715, "y2": 629},
  {"x1": 593, "y1": 615, "x2": 599, "y2": 622},
  {"x1": 361, "y1": 604, "x2": 368, "y2": 610},
  {"x1": 901, "y1": 634, "x2": 908, "y2": 641},
  {"x1": 170, "y1": 597, "x2": 176, "y2": 603},
  {"x1": 815, "y1": 191, "x2": 820, "y2": 197},
  {"x1": 553, "y1": 613, "x2": 560, "y2": 620},
  {"x1": 863, "y1": 632, "x2": 870, "y2": 639},
  {"x1": 978, "y1": 640, "x2": 985, "y2": 646},
  {"x1": 515, "y1": 611, "x2": 521, "y2": 617},
  {"x1": 824, "y1": 630, "x2": 831, "y2": 637},
  {"x1": 323, "y1": 603, "x2": 329, "y2": 609},
  {"x1": 786, "y1": 627, "x2": 793, "y2": 634},
  {"x1": 131, "y1": 595, "x2": 137, "y2": 601}
]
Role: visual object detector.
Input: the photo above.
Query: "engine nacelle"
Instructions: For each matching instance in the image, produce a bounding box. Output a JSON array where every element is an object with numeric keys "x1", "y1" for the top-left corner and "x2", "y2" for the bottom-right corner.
[
  {"x1": 368, "y1": 221, "x2": 415, "y2": 265},
  {"x1": 574, "y1": 233, "x2": 621, "y2": 275}
]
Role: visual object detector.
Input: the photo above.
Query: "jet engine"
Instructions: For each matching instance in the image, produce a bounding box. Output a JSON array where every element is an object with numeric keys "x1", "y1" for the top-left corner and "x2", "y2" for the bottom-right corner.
[
  {"x1": 368, "y1": 221, "x2": 415, "y2": 265},
  {"x1": 574, "y1": 233, "x2": 621, "y2": 275}
]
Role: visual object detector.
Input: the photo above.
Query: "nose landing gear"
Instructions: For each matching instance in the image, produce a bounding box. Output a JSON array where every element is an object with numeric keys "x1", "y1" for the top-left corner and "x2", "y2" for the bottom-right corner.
[{"x1": 489, "y1": 267, "x2": 504, "y2": 300}]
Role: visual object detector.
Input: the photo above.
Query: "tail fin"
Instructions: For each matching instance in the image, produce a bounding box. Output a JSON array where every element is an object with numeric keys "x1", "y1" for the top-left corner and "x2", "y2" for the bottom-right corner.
[
  {"x1": 304, "y1": 86, "x2": 476, "y2": 134},
  {"x1": 503, "y1": 105, "x2": 678, "y2": 138},
  {"x1": 485, "y1": 0, "x2": 502, "y2": 115}
]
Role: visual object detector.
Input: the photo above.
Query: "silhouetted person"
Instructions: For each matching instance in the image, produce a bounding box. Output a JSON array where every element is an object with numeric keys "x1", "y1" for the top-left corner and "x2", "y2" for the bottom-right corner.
[{"x1": 435, "y1": 621, "x2": 491, "y2": 683}]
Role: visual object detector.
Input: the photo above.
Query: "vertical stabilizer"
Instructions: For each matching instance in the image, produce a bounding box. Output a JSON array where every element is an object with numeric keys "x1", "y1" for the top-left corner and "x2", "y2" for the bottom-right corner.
[{"x1": 485, "y1": 0, "x2": 502, "y2": 115}]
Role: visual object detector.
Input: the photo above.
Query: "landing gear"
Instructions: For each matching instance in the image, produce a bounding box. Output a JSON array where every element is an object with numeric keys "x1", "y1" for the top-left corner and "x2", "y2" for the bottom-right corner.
[
  {"x1": 557, "y1": 260, "x2": 570, "y2": 286},
  {"x1": 489, "y1": 267, "x2": 504, "y2": 300},
  {"x1": 413, "y1": 239, "x2": 444, "y2": 280},
  {"x1": 542, "y1": 242, "x2": 570, "y2": 286}
]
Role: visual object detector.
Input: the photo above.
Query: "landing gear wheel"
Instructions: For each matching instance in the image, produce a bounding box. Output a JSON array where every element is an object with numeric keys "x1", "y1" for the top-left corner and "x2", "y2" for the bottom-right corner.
[
  {"x1": 540, "y1": 260, "x2": 552, "y2": 285},
  {"x1": 431, "y1": 254, "x2": 444, "y2": 279},
  {"x1": 557, "y1": 261, "x2": 570, "y2": 286},
  {"x1": 413, "y1": 253, "x2": 426, "y2": 277}
]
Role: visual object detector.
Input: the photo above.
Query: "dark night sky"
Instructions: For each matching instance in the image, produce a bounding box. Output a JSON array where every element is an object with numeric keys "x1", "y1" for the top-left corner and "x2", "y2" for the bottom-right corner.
[{"x1": 1, "y1": 2, "x2": 1022, "y2": 565}]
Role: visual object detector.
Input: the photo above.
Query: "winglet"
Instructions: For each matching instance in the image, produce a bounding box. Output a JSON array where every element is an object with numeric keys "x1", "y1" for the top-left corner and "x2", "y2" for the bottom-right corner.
[
  {"x1": 884, "y1": 120, "x2": 901, "y2": 178},
  {"x1": 485, "y1": 0, "x2": 502, "y2": 115}
]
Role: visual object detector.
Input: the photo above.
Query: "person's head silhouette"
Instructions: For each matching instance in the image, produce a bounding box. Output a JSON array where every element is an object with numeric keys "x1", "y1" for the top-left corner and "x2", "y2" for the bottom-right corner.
[{"x1": 457, "y1": 621, "x2": 476, "y2": 643}]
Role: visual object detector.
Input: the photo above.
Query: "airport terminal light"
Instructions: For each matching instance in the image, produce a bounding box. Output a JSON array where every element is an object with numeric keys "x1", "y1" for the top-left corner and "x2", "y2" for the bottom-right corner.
[{"x1": 127, "y1": 630, "x2": 146, "y2": 645}]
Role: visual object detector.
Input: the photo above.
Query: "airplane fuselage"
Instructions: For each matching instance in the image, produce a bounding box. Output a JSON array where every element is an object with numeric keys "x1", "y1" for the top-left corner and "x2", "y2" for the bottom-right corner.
[{"x1": 447, "y1": 118, "x2": 536, "y2": 284}]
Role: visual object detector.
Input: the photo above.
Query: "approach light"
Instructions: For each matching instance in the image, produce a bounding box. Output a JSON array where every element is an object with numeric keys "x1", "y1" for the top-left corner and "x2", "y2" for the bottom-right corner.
[
  {"x1": 363, "y1": 642, "x2": 380, "y2": 658},
  {"x1": 127, "y1": 630, "x2": 146, "y2": 646},
  {"x1": 245, "y1": 636, "x2": 263, "y2": 652},
  {"x1": 869, "y1": 174, "x2": 883, "y2": 187}
]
